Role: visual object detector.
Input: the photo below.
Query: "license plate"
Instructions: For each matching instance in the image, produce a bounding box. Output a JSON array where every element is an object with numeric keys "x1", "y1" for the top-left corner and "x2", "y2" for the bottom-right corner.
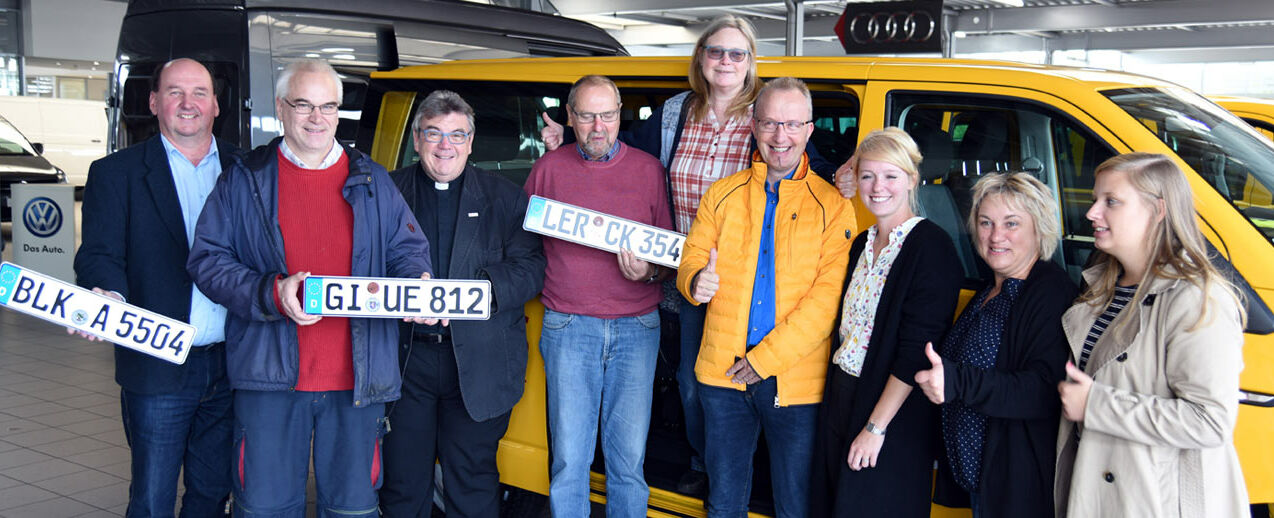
[
  {"x1": 302, "y1": 276, "x2": 492, "y2": 320},
  {"x1": 522, "y1": 195, "x2": 685, "y2": 268},
  {"x1": 0, "y1": 262, "x2": 195, "y2": 364}
]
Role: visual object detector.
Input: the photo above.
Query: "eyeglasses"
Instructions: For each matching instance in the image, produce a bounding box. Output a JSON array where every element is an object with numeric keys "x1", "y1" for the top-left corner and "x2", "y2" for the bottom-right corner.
[
  {"x1": 417, "y1": 128, "x2": 472, "y2": 145},
  {"x1": 571, "y1": 108, "x2": 621, "y2": 124},
  {"x1": 283, "y1": 99, "x2": 339, "y2": 115},
  {"x1": 703, "y1": 45, "x2": 750, "y2": 63},
  {"x1": 755, "y1": 119, "x2": 812, "y2": 133}
]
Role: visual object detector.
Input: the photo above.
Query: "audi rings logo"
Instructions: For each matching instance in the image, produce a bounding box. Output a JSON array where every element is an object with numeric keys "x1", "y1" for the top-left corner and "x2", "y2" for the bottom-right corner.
[
  {"x1": 23, "y1": 197, "x2": 62, "y2": 238},
  {"x1": 849, "y1": 11, "x2": 936, "y2": 44}
]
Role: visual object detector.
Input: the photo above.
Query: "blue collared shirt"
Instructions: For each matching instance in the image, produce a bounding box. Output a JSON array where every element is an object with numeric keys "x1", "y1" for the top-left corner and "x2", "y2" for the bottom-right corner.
[
  {"x1": 576, "y1": 140, "x2": 622, "y2": 162},
  {"x1": 746, "y1": 169, "x2": 796, "y2": 346},
  {"x1": 160, "y1": 135, "x2": 227, "y2": 346}
]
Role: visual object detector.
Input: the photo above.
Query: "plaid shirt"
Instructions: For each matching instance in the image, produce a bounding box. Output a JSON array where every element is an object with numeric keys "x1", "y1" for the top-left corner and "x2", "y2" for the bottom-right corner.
[{"x1": 668, "y1": 107, "x2": 754, "y2": 233}]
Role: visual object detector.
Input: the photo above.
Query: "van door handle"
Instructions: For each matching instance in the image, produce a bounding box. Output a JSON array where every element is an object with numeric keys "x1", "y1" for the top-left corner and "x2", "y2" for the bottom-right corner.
[{"x1": 91, "y1": 139, "x2": 102, "y2": 143}]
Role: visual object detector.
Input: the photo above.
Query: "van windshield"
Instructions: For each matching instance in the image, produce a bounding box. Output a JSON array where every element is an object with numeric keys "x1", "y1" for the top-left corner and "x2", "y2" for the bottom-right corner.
[
  {"x1": 1105, "y1": 87, "x2": 1274, "y2": 242},
  {"x1": 0, "y1": 121, "x2": 35, "y2": 156}
]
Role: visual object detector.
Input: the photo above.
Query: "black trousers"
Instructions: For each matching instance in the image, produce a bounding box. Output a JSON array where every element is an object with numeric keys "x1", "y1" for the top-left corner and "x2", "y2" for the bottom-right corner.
[{"x1": 379, "y1": 340, "x2": 512, "y2": 518}]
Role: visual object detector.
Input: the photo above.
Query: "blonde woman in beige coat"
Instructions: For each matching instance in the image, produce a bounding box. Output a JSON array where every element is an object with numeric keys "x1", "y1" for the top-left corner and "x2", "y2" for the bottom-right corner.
[{"x1": 1055, "y1": 153, "x2": 1249, "y2": 518}]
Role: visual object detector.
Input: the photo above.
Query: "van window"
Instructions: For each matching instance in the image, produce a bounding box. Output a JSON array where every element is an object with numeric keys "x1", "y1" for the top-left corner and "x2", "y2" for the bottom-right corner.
[
  {"x1": 888, "y1": 93, "x2": 1115, "y2": 284},
  {"x1": 390, "y1": 83, "x2": 861, "y2": 189},
  {"x1": 395, "y1": 82, "x2": 566, "y2": 187},
  {"x1": 1240, "y1": 117, "x2": 1274, "y2": 141},
  {"x1": 1106, "y1": 87, "x2": 1274, "y2": 244}
]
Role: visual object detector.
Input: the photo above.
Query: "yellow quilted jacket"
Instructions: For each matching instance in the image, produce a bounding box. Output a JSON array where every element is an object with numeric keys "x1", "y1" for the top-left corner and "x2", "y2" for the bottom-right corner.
[{"x1": 676, "y1": 154, "x2": 857, "y2": 406}]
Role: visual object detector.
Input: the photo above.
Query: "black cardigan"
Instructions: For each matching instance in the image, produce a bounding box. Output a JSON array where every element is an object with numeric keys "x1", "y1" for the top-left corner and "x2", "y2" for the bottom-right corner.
[
  {"x1": 815, "y1": 220, "x2": 962, "y2": 516},
  {"x1": 933, "y1": 260, "x2": 1078, "y2": 517}
]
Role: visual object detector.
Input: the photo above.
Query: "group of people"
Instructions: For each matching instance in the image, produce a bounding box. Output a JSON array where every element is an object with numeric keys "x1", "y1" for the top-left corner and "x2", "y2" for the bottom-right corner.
[{"x1": 67, "y1": 12, "x2": 1249, "y2": 518}]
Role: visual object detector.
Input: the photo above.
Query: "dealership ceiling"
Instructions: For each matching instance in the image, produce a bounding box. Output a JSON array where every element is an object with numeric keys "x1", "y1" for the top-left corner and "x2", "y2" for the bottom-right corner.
[{"x1": 545, "y1": 0, "x2": 1274, "y2": 63}]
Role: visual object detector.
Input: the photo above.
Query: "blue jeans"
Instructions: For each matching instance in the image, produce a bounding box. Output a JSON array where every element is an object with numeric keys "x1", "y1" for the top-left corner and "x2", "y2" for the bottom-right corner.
[
  {"x1": 699, "y1": 378, "x2": 817, "y2": 518},
  {"x1": 540, "y1": 308, "x2": 660, "y2": 518},
  {"x1": 120, "y1": 344, "x2": 233, "y2": 518},
  {"x1": 678, "y1": 299, "x2": 706, "y2": 473},
  {"x1": 232, "y1": 390, "x2": 387, "y2": 518}
]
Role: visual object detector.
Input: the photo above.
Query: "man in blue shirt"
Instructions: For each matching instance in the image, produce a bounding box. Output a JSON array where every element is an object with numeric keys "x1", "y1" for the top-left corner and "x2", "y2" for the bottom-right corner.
[
  {"x1": 74, "y1": 58, "x2": 240, "y2": 517},
  {"x1": 677, "y1": 77, "x2": 855, "y2": 518}
]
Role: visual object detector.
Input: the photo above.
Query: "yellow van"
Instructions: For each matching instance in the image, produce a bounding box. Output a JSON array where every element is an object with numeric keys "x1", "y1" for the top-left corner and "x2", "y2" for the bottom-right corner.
[
  {"x1": 359, "y1": 57, "x2": 1274, "y2": 516},
  {"x1": 1212, "y1": 95, "x2": 1274, "y2": 141}
]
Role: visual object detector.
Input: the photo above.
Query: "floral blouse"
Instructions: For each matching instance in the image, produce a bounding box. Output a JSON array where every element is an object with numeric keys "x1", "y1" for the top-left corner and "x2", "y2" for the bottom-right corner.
[{"x1": 832, "y1": 216, "x2": 924, "y2": 376}]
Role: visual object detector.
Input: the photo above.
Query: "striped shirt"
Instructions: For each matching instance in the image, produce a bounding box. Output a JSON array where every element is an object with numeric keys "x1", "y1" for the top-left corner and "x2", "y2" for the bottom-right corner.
[
  {"x1": 668, "y1": 107, "x2": 753, "y2": 233},
  {"x1": 1078, "y1": 285, "x2": 1138, "y2": 371}
]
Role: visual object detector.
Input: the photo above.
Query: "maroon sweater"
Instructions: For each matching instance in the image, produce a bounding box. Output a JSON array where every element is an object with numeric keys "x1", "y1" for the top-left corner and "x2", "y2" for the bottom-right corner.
[
  {"x1": 277, "y1": 150, "x2": 355, "y2": 391},
  {"x1": 524, "y1": 143, "x2": 672, "y2": 318}
]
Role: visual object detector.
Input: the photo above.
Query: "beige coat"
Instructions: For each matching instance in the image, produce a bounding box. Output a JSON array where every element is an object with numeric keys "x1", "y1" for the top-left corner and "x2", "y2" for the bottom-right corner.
[{"x1": 1055, "y1": 264, "x2": 1248, "y2": 518}]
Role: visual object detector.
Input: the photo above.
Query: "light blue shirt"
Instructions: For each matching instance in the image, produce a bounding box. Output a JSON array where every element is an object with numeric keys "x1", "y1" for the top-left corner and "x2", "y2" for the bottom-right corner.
[
  {"x1": 746, "y1": 169, "x2": 795, "y2": 346},
  {"x1": 160, "y1": 135, "x2": 227, "y2": 346}
]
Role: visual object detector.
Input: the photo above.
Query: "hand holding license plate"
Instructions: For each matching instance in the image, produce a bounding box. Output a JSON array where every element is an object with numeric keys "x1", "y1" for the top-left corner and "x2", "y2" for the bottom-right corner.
[
  {"x1": 0, "y1": 262, "x2": 195, "y2": 364},
  {"x1": 303, "y1": 276, "x2": 491, "y2": 320},
  {"x1": 523, "y1": 195, "x2": 685, "y2": 268}
]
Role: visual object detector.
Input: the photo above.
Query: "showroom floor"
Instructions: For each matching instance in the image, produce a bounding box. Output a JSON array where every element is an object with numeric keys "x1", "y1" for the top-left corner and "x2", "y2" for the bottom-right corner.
[{"x1": 0, "y1": 223, "x2": 306, "y2": 518}]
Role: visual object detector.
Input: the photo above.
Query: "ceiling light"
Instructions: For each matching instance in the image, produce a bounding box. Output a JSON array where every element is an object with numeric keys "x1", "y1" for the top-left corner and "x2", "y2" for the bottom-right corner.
[
  {"x1": 321, "y1": 47, "x2": 354, "y2": 53},
  {"x1": 987, "y1": 0, "x2": 1024, "y2": 6},
  {"x1": 332, "y1": 54, "x2": 356, "y2": 60}
]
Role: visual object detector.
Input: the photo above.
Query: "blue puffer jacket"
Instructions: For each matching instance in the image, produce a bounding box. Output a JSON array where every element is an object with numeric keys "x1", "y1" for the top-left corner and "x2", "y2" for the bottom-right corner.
[{"x1": 187, "y1": 137, "x2": 432, "y2": 407}]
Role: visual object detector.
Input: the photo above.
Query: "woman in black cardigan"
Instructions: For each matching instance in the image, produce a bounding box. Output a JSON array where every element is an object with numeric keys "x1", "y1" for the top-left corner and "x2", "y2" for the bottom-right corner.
[
  {"x1": 914, "y1": 172, "x2": 1077, "y2": 517},
  {"x1": 811, "y1": 128, "x2": 962, "y2": 517}
]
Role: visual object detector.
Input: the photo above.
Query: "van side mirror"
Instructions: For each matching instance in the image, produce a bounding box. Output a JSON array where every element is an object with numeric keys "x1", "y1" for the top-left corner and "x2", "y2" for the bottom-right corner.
[{"x1": 31, "y1": 142, "x2": 43, "y2": 155}]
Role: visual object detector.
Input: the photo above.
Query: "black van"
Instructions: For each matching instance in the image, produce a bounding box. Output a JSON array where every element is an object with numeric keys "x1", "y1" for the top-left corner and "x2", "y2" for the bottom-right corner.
[{"x1": 107, "y1": 0, "x2": 626, "y2": 153}]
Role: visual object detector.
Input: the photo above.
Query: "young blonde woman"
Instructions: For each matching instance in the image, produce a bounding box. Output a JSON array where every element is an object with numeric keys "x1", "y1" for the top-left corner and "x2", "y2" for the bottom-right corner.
[
  {"x1": 811, "y1": 128, "x2": 962, "y2": 517},
  {"x1": 1055, "y1": 153, "x2": 1249, "y2": 517}
]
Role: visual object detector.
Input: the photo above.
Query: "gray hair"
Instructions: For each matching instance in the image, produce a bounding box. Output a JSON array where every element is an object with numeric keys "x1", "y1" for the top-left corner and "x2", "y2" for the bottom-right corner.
[
  {"x1": 567, "y1": 75, "x2": 621, "y2": 111},
  {"x1": 274, "y1": 59, "x2": 343, "y2": 104},
  {"x1": 755, "y1": 77, "x2": 812, "y2": 120},
  {"x1": 411, "y1": 90, "x2": 475, "y2": 135}
]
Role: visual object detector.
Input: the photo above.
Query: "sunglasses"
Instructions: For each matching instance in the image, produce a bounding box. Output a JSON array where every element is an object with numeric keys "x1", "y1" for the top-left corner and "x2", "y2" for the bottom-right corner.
[{"x1": 703, "y1": 45, "x2": 750, "y2": 63}]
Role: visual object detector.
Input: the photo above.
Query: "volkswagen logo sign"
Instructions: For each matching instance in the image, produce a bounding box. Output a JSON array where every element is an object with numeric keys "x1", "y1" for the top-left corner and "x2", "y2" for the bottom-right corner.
[{"x1": 23, "y1": 197, "x2": 62, "y2": 238}]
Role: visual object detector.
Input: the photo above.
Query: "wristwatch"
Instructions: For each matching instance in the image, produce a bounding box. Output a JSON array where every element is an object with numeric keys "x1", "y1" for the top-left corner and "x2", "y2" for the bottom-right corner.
[
  {"x1": 865, "y1": 421, "x2": 886, "y2": 436},
  {"x1": 644, "y1": 266, "x2": 661, "y2": 284}
]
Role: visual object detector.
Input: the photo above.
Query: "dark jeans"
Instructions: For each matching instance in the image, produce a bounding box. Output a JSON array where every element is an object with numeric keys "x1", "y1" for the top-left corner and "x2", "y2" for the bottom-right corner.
[
  {"x1": 232, "y1": 390, "x2": 386, "y2": 518},
  {"x1": 699, "y1": 378, "x2": 817, "y2": 518},
  {"x1": 677, "y1": 299, "x2": 707, "y2": 472},
  {"x1": 120, "y1": 343, "x2": 233, "y2": 518},
  {"x1": 380, "y1": 340, "x2": 511, "y2": 518}
]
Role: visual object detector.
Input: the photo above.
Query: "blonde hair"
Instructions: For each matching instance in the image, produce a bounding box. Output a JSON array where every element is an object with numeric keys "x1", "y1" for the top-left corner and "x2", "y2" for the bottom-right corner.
[
  {"x1": 967, "y1": 172, "x2": 1062, "y2": 260},
  {"x1": 851, "y1": 127, "x2": 922, "y2": 214},
  {"x1": 687, "y1": 15, "x2": 761, "y2": 123},
  {"x1": 1077, "y1": 153, "x2": 1241, "y2": 330}
]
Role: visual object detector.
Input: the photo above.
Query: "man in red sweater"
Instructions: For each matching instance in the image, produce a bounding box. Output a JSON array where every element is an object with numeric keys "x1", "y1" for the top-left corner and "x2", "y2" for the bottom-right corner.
[
  {"x1": 524, "y1": 75, "x2": 673, "y2": 518},
  {"x1": 186, "y1": 59, "x2": 433, "y2": 517}
]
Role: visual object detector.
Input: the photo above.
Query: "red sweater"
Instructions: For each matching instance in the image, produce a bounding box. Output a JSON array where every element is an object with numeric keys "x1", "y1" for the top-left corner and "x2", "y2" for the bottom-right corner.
[
  {"x1": 277, "y1": 150, "x2": 355, "y2": 391},
  {"x1": 524, "y1": 143, "x2": 672, "y2": 318}
]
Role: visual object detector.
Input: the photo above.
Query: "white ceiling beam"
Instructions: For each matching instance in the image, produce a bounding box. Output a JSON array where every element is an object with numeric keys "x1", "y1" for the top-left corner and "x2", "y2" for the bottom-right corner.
[
  {"x1": 955, "y1": 0, "x2": 1274, "y2": 34},
  {"x1": 954, "y1": 25, "x2": 1274, "y2": 53}
]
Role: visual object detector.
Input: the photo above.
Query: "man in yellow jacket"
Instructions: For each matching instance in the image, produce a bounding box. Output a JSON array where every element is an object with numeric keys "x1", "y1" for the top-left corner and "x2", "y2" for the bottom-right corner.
[{"x1": 676, "y1": 77, "x2": 856, "y2": 518}]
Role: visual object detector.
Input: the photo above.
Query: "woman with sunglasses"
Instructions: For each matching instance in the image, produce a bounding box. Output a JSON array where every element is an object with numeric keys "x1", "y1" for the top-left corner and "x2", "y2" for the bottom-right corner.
[{"x1": 540, "y1": 15, "x2": 840, "y2": 497}]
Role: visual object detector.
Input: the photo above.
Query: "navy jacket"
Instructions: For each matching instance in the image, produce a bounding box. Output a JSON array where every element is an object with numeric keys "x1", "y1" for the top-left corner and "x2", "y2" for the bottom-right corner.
[
  {"x1": 933, "y1": 260, "x2": 1077, "y2": 517},
  {"x1": 187, "y1": 137, "x2": 431, "y2": 407},
  {"x1": 389, "y1": 163, "x2": 545, "y2": 421},
  {"x1": 74, "y1": 134, "x2": 241, "y2": 395}
]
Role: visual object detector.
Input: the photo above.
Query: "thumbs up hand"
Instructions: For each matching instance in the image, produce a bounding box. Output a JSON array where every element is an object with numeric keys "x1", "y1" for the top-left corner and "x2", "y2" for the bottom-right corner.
[
  {"x1": 914, "y1": 342, "x2": 946, "y2": 404},
  {"x1": 540, "y1": 112, "x2": 564, "y2": 152},
  {"x1": 1058, "y1": 361, "x2": 1094, "y2": 422},
  {"x1": 691, "y1": 248, "x2": 720, "y2": 304}
]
